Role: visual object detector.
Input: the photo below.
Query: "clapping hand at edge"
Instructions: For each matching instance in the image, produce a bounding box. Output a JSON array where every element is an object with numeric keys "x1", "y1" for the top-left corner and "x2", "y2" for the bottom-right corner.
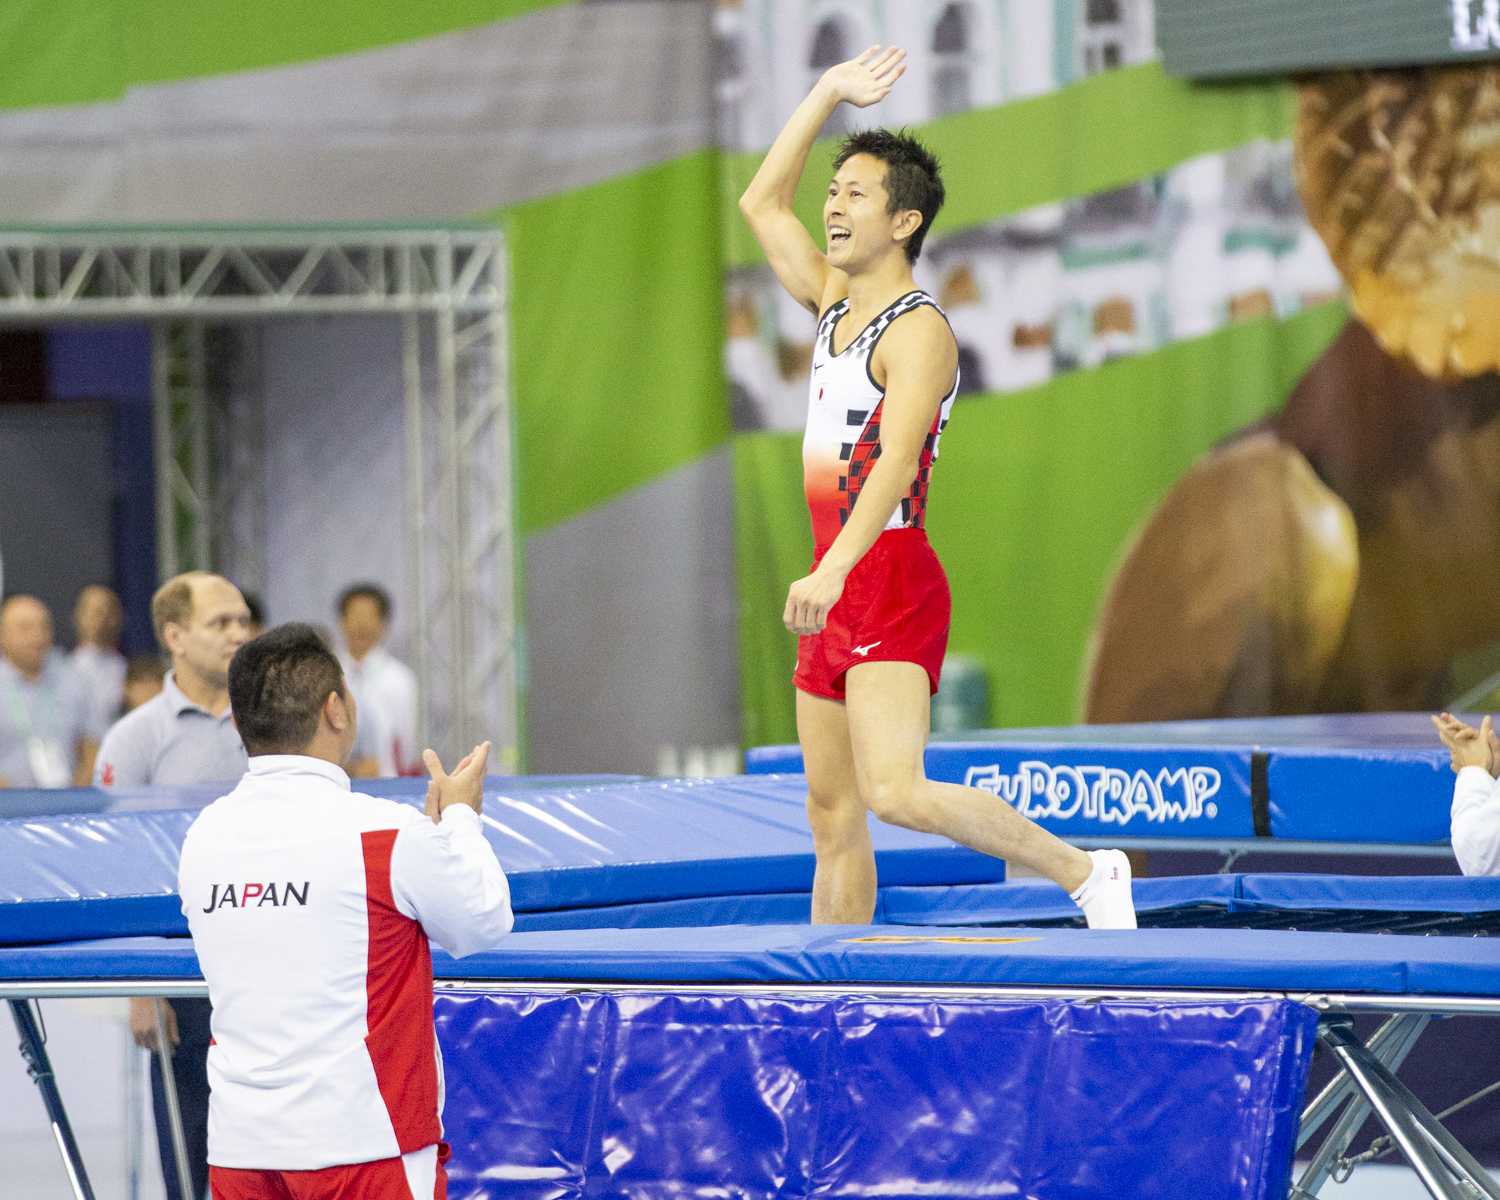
[
  {"x1": 1433, "y1": 713, "x2": 1500, "y2": 776},
  {"x1": 422, "y1": 741, "x2": 491, "y2": 823}
]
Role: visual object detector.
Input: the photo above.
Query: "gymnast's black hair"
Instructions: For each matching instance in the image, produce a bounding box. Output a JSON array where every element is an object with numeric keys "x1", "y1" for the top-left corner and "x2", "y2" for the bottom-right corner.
[
  {"x1": 229, "y1": 622, "x2": 347, "y2": 756},
  {"x1": 832, "y1": 129, "x2": 946, "y2": 263}
]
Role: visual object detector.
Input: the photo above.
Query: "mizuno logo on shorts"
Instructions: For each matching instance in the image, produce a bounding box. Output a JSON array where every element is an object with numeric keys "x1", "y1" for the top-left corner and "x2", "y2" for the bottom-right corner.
[{"x1": 851, "y1": 641, "x2": 882, "y2": 656}]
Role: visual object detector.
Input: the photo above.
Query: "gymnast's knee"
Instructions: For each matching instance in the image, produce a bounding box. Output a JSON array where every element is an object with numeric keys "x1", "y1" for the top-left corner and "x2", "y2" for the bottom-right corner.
[
  {"x1": 861, "y1": 776, "x2": 933, "y2": 831},
  {"x1": 805, "y1": 786, "x2": 865, "y2": 847}
]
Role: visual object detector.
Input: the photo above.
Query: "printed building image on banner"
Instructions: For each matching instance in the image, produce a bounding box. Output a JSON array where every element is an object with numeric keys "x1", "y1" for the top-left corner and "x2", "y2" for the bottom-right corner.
[
  {"x1": 1087, "y1": 64, "x2": 1500, "y2": 723},
  {"x1": 715, "y1": 0, "x2": 1155, "y2": 155},
  {"x1": 728, "y1": 142, "x2": 1343, "y2": 431}
]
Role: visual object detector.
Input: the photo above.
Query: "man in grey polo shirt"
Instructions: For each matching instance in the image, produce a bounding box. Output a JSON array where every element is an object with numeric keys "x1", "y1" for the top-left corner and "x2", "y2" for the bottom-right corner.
[
  {"x1": 96, "y1": 570, "x2": 251, "y2": 1200},
  {"x1": 95, "y1": 573, "x2": 249, "y2": 787}
]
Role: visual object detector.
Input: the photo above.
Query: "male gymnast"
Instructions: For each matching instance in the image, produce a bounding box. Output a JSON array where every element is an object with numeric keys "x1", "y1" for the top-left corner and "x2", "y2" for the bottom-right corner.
[{"x1": 738, "y1": 45, "x2": 1136, "y2": 928}]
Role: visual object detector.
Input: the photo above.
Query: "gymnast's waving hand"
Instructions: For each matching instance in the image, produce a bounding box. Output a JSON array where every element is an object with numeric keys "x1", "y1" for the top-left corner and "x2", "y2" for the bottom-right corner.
[{"x1": 738, "y1": 45, "x2": 906, "y2": 317}]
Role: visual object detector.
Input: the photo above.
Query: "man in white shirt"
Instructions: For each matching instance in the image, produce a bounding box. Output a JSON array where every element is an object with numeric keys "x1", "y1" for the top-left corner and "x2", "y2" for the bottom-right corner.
[
  {"x1": 0, "y1": 595, "x2": 96, "y2": 787},
  {"x1": 1434, "y1": 711, "x2": 1500, "y2": 875},
  {"x1": 338, "y1": 584, "x2": 419, "y2": 777},
  {"x1": 182, "y1": 623, "x2": 511, "y2": 1198},
  {"x1": 71, "y1": 584, "x2": 127, "y2": 736}
]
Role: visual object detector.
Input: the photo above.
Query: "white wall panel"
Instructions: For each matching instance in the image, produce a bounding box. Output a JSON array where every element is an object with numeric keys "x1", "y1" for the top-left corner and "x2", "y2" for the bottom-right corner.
[{"x1": 260, "y1": 316, "x2": 411, "y2": 661}]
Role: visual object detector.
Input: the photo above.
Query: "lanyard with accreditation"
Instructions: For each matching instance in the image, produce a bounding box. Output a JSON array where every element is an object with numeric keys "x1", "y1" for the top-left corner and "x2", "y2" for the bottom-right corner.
[{"x1": 3, "y1": 672, "x2": 72, "y2": 787}]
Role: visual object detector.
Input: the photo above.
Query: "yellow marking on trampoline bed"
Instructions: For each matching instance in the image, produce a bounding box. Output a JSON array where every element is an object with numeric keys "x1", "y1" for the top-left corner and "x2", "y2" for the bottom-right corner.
[{"x1": 839, "y1": 935, "x2": 1041, "y2": 945}]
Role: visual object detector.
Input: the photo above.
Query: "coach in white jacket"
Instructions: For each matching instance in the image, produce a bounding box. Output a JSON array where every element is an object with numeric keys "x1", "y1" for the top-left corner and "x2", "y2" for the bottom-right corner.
[
  {"x1": 1434, "y1": 711, "x2": 1500, "y2": 876},
  {"x1": 180, "y1": 623, "x2": 512, "y2": 1200}
]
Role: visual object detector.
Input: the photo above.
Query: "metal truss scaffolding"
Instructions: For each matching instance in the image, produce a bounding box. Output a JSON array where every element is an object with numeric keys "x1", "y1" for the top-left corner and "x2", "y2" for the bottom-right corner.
[{"x1": 0, "y1": 228, "x2": 518, "y2": 767}]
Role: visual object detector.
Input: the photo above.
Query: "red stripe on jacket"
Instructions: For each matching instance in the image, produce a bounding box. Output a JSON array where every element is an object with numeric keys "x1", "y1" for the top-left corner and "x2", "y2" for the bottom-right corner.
[{"x1": 360, "y1": 828, "x2": 441, "y2": 1152}]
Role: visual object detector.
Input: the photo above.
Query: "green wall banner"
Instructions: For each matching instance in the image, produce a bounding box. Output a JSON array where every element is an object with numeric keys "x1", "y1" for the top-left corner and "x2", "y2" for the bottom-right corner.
[
  {"x1": 0, "y1": 0, "x2": 574, "y2": 110},
  {"x1": 509, "y1": 148, "x2": 728, "y2": 534}
]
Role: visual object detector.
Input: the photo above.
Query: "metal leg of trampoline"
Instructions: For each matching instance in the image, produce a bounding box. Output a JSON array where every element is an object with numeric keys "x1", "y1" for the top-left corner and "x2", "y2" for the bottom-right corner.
[
  {"x1": 154, "y1": 998, "x2": 197, "y2": 1200},
  {"x1": 1299, "y1": 1013, "x2": 1427, "y2": 1149},
  {"x1": 1295, "y1": 1012, "x2": 1431, "y2": 1197},
  {"x1": 8, "y1": 998, "x2": 96, "y2": 1200},
  {"x1": 1316, "y1": 1018, "x2": 1500, "y2": 1200}
]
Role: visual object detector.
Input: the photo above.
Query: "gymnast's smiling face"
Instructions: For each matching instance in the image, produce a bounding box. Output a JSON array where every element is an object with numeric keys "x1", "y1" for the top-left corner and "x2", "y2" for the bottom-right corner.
[{"x1": 824, "y1": 154, "x2": 921, "y2": 275}]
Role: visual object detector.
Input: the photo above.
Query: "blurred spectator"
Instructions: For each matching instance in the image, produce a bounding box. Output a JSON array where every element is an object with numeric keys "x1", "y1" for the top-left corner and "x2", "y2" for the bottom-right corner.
[
  {"x1": 123, "y1": 654, "x2": 166, "y2": 712},
  {"x1": 338, "y1": 583, "x2": 419, "y2": 776},
  {"x1": 0, "y1": 595, "x2": 96, "y2": 787},
  {"x1": 71, "y1": 583, "x2": 126, "y2": 731},
  {"x1": 243, "y1": 591, "x2": 265, "y2": 638}
]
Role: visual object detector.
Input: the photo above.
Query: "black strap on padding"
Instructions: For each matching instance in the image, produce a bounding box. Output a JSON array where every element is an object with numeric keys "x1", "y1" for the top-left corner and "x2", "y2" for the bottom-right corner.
[{"x1": 1250, "y1": 751, "x2": 1272, "y2": 838}]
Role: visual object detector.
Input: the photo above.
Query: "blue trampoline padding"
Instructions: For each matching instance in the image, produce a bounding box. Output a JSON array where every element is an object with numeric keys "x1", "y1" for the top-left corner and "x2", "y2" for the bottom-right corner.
[
  {"x1": 752, "y1": 743, "x2": 1257, "y2": 840},
  {"x1": 513, "y1": 892, "x2": 814, "y2": 931},
  {"x1": 428, "y1": 925, "x2": 1500, "y2": 995},
  {"x1": 6, "y1": 926, "x2": 1500, "y2": 996},
  {"x1": 0, "y1": 775, "x2": 1002, "y2": 945},
  {"x1": 436, "y1": 990, "x2": 1314, "y2": 1200},
  {"x1": 950, "y1": 713, "x2": 1465, "y2": 749},
  {"x1": 878, "y1": 875, "x2": 1233, "y2": 925},
  {"x1": 0, "y1": 937, "x2": 202, "y2": 979},
  {"x1": 0, "y1": 773, "x2": 644, "y2": 821},
  {"x1": 1233, "y1": 874, "x2": 1500, "y2": 912},
  {"x1": 879, "y1": 874, "x2": 1500, "y2": 925},
  {"x1": 748, "y1": 713, "x2": 1459, "y2": 844},
  {"x1": 1267, "y1": 748, "x2": 1452, "y2": 842}
]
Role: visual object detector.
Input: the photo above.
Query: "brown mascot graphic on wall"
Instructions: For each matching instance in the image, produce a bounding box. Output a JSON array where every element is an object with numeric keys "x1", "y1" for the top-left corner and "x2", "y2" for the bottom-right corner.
[{"x1": 1086, "y1": 65, "x2": 1500, "y2": 722}]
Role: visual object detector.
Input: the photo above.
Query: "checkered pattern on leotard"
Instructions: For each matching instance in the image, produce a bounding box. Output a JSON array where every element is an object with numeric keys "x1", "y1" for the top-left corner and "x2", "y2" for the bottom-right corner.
[{"x1": 802, "y1": 290, "x2": 959, "y2": 550}]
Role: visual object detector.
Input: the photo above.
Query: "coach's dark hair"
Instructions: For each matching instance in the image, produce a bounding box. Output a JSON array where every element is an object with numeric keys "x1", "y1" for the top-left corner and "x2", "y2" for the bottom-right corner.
[
  {"x1": 833, "y1": 129, "x2": 945, "y2": 262},
  {"x1": 229, "y1": 623, "x2": 347, "y2": 755}
]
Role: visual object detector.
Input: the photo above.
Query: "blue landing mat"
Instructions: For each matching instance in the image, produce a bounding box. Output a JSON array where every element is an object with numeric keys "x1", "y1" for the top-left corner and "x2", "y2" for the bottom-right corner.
[
  {"x1": 517, "y1": 875, "x2": 1500, "y2": 933},
  {"x1": 879, "y1": 874, "x2": 1500, "y2": 927},
  {"x1": 0, "y1": 773, "x2": 643, "y2": 821},
  {"x1": 436, "y1": 990, "x2": 1312, "y2": 1200},
  {"x1": 0, "y1": 775, "x2": 1001, "y2": 945},
  {"x1": 748, "y1": 713, "x2": 1459, "y2": 844},
  {"x1": 6, "y1": 926, "x2": 1499, "y2": 996}
]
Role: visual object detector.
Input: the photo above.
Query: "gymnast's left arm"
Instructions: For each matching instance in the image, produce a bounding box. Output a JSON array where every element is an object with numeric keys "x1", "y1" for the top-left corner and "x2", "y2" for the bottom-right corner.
[{"x1": 784, "y1": 309, "x2": 957, "y2": 634}]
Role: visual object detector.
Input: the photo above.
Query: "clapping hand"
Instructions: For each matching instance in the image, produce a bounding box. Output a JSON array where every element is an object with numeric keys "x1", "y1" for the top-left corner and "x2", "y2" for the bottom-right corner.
[
  {"x1": 422, "y1": 741, "x2": 491, "y2": 822},
  {"x1": 1432, "y1": 713, "x2": 1500, "y2": 776},
  {"x1": 820, "y1": 45, "x2": 907, "y2": 109}
]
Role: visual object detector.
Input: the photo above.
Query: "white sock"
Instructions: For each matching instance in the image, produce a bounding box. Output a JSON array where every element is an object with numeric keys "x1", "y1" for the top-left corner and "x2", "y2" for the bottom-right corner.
[{"x1": 1069, "y1": 849, "x2": 1137, "y2": 930}]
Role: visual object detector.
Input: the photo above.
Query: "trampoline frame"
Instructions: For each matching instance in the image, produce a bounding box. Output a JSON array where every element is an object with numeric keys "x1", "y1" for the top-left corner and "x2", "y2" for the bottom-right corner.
[{"x1": 8, "y1": 978, "x2": 1500, "y2": 1200}]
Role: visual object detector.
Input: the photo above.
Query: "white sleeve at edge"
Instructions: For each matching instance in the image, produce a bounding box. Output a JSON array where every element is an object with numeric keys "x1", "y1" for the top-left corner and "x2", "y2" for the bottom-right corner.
[
  {"x1": 1451, "y1": 766, "x2": 1500, "y2": 877},
  {"x1": 389, "y1": 804, "x2": 513, "y2": 957}
]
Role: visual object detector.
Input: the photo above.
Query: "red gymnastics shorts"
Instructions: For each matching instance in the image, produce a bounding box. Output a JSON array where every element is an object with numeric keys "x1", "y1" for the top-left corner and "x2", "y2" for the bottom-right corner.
[
  {"x1": 210, "y1": 1144, "x2": 448, "y2": 1200},
  {"x1": 794, "y1": 527, "x2": 951, "y2": 701}
]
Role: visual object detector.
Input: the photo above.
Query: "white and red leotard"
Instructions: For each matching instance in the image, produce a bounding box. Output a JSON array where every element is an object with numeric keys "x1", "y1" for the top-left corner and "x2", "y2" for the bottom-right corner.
[{"x1": 794, "y1": 290, "x2": 960, "y2": 699}]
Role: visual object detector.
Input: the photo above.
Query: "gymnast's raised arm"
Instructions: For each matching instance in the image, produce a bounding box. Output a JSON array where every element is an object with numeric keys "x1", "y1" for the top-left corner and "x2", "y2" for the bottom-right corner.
[{"x1": 737, "y1": 45, "x2": 906, "y2": 316}]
